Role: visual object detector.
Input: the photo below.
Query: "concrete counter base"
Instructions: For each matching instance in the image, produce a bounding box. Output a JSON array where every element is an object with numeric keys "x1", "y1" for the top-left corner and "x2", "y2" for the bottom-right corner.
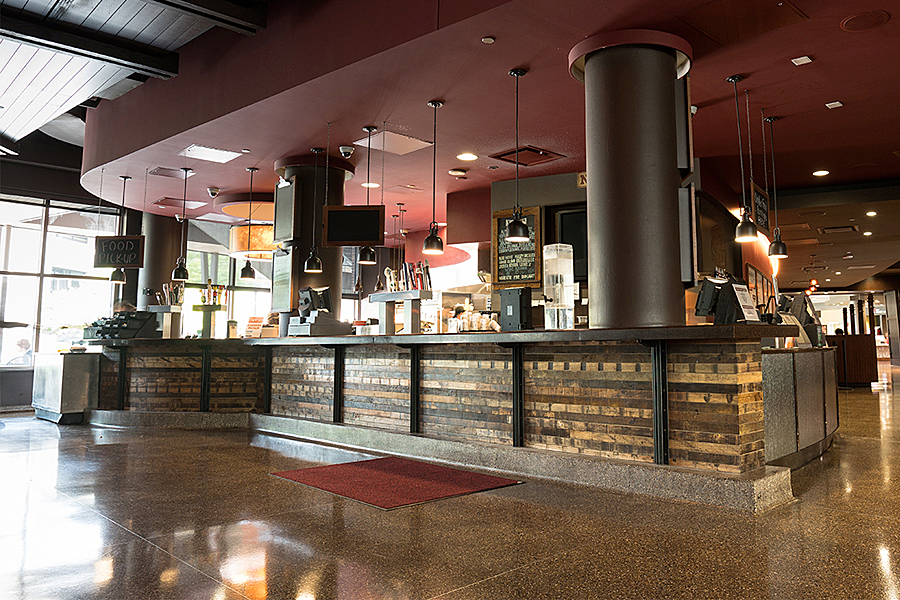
[{"x1": 83, "y1": 409, "x2": 794, "y2": 513}]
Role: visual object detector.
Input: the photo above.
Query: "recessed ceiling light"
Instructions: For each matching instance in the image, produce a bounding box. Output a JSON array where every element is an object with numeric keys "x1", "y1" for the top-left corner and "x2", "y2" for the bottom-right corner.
[
  {"x1": 825, "y1": 101, "x2": 843, "y2": 109},
  {"x1": 241, "y1": 148, "x2": 251, "y2": 153},
  {"x1": 178, "y1": 144, "x2": 242, "y2": 163},
  {"x1": 791, "y1": 56, "x2": 813, "y2": 66},
  {"x1": 863, "y1": 231, "x2": 872, "y2": 236},
  {"x1": 813, "y1": 170, "x2": 830, "y2": 176},
  {"x1": 866, "y1": 211, "x2": 877, "y2": 216},
  {"x1": 448, "y1": 168, "x2": 467, "y2": 176},
  {"x1": 361, "y1": 182, "x2": 380, "y2": 188},
  {"x1": 835, "y1": 271, "x2": 842, "y2": 275},
  {"x1": 826, "y1": 278, "x2": 831, "y2": 282},
  {"x1": 457, "y1": 153, "x2": 478, "y2": 161},
  {"x1": 481, "y1": 36, "x2": 495, "y2": 44},
  {"x1": 488, "y1": 165, "x2": 499, "y2": 170}
]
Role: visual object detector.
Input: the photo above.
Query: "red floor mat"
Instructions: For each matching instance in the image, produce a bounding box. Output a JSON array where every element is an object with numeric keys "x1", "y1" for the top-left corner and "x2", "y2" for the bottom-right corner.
[{"x1": 272, "y1": 456, "x2": 521, "y2": 509}]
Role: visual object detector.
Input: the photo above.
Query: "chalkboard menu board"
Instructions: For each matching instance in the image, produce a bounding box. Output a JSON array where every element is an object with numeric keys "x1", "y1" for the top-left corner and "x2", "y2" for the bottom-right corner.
[
  {"x1": 94, "y1": 235, "x2": 145, "y2": 268},
  {"x1": 492, "y1": 206, "x2": 541, "y2": 289},
  {"x1": 751, "y1": 183, "x2": 770, "y2": 236}
]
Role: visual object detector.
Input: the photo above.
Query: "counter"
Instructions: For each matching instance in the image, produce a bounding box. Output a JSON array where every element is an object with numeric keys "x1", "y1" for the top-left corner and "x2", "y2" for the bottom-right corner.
[
  {"x1": 92, "y1": 324, "x2": 796, "y2": 475},
  {"x1": 32, "y1": 351, "x2": 100, "y2": 423}
]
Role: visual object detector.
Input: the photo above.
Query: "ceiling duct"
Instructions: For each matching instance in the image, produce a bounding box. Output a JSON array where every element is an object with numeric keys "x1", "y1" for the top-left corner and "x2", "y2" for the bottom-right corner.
[{"x1": 490, "y1": 145, "x2": 565, "y2": 166}]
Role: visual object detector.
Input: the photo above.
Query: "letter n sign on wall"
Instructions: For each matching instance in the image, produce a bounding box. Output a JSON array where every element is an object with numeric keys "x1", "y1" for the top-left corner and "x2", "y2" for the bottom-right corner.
[{"x1": 94, "y1": 236, "x2": 145, "y2": 268}]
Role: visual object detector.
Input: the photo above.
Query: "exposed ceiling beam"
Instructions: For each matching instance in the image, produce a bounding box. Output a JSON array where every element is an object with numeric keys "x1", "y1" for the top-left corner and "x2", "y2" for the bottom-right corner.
[
  {"x1": 0, "y1": 133, "x2": 19, "y2": 156},
  {"x1": 144, "y1": 0, "x2": 267, "y2": 35},
  {"x1": 0, "y1": 9, "x2": 179, "y2": 79}
]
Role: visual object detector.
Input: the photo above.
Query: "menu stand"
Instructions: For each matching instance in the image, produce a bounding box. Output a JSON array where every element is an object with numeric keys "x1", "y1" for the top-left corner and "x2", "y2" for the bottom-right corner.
[
  {"x1": 192, "y1": 305, "x2": 222, "y2": 338},
  {"x1": 368, "y1": 290, "x2": 433, "y2": 335}
]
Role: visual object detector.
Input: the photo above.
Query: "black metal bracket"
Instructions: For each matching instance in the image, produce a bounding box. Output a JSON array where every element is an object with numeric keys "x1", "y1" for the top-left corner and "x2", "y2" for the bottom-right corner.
[
  {"x1": 499, "y1": 342, "x2": 525, "y2": 447},
  {"x1": 320, "y1": 344, "x2": 345, "y2": 423},
  {"x1": 199, "y1": 345, "x2": 212, "y2": 412},
  {"x1": 641, "y1": 339, "x2": 669, "y2": 465},
  {"x1": 262, "y1": 346, "x2": 273, "y2": 414},
  {"x1": 397, "y1": 344, "x2": 422, "y2": 434},
  {"x1": 116, "y1": 347, "x2": 128, "y2": 410}
]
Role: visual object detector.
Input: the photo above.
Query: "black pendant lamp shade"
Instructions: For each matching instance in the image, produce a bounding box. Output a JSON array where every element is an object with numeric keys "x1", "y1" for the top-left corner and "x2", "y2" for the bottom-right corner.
[
  {"x1": 359, "y1": 125, "x2": 378, "y2": 265},
  {"x1": 764, "y1": 116, "x2": 788, "y2": 259},
  {"x1": 422, "y1": 100, "x2": 444, "y2": 256},
  {"x1": 726, "y1": 75, "x2": 757, "y2": 244},
  {"x1": 304, "y1": 146, "x2": 325, "y2": 274},
  {"x1": 171, "y1": 167, "x2": 191, "y2": 281},
  {"x1": 239, "y1": 167, "x2": 258, "y2": 280},
  {"x1": 506, "y1": 68, "x2": 530, "y2": 243},
  {"x1": 110, "y1": 174, "x2": 131, "y2": 285},
  {"x1": 358, "y1": 245, "x2": 377, "y2": 265}
]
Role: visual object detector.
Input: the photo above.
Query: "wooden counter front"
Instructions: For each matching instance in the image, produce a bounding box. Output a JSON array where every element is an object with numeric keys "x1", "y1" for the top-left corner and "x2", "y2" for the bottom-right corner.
[{"x1": 92, "y1": 324, "x2": 797, "y2": 475}]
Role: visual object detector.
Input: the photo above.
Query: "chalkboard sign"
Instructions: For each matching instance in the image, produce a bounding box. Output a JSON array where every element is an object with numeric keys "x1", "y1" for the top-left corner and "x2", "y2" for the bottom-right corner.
[
  {"x1": 94, "y1": 235, "x2": 145, "y2": 268},
  {"x1": 751, "y1": 183, "x2": 770, "y2": 236},
  {"x1": 492, "y1": 206, "x2": 541, "y2": 289}
]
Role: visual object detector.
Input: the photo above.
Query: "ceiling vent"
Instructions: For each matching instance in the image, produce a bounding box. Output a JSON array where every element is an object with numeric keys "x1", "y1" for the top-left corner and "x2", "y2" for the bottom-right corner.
[
  {"x1": 846, "y1": 265, "x2": 876, "y2": 270},
  {"x1": 788, "y1": 238, "x2": 821, "y2": 245},
  {"x1": 840, "y1": 10, "x2": 890, "y2": 32},
  {"x1": 779, "y1": 222, "x2": 811, "y2": 231},
  {"x1": 490, "y1": 145, "x2": 565, "y2": 166},
  {"x1": 153, "y1": 197, "x2": 208, "y2": 210},
  {"x1": 817, "y1": 225, "x2": 859, "y2": 234},
  {"x1": 386, "y1": 184, "x2": 424, "y2": 194},
  {"x1": 149, "y1": 167, "x2": 194, "y2": 179},
  {"x1": 196, "y1": 213, "x2": 243, "y2": 224}
]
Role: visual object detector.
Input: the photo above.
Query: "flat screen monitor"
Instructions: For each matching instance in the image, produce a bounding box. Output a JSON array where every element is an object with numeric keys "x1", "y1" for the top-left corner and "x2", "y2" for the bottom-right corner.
[
  {"x1": 322, "y1": 205, "x2": 385, "y2": 247},
  {"x1": 694, "y1": 276, "x2": 751, "y2": 324},
  {"x1": 297, "y1": 286, "x2": 333, "y2": 316}
]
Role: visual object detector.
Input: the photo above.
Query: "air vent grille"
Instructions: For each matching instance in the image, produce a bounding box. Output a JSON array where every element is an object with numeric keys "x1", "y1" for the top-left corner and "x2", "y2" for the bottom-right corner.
[
  {"x1": 154, "y1": 197, "x2": 207, "y2": 210},
  {"x1": 846, "y1": 265, "x2": 876, "y2": 270},
  {"x1": 817, "y1": 225, "x2": 859, "y2": 234},
  {"x1": 490, "y1": 146, "x2": 565, "y2": 166},
  {"x1": 149, "y1": 167, "x2": 194, "y2": 179}
]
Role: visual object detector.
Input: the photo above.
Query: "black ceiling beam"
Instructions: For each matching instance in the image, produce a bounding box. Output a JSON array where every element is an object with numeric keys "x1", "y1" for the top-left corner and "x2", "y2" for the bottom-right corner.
[
  {"x1": 0, "y1": 9, "x2": 178, "y2": 79},
  {"x1": 144, "y1": 0, "x2": 267, "y2": 35}
]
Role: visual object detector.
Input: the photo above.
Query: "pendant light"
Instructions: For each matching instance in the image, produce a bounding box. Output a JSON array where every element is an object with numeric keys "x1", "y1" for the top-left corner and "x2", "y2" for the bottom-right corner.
[
  {"x1": 110, "y1": 174, "x2": 130, "y2": 285},
  {"x1": 765, "y1": 116, "x2": 788, "y2": 259},
  {"x1": 506, "y1": 68, "x2": 530, "y2": 243},
  {"x1": 358, "y1": 125, "x2": 378, "y2": 265},
  {"x1": 171, "y1": 167, "x2": 191, "y2": 281},
  {"x1": 422, "y1": 100, "x2": 444, "y2": 255},
  {"x1": 727, "y1": 75, "x2": 757, "y2": 243},
  {"x1": 304, "y1": 142, "x2": 325, "y2": 274},
  {"x1": 239, "y1": 167, "x2": 258, "y2": 280}
]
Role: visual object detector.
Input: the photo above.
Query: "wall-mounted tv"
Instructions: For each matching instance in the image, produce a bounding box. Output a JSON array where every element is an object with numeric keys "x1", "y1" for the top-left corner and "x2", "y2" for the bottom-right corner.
[{"x1": 322, "y1": 205, "x2": 385, "y2": 247}]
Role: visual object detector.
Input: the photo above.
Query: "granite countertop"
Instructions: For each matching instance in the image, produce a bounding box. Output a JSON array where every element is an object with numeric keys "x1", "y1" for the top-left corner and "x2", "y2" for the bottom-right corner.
[{"x1": 88, "y1": 323, "x2": 798, "y2": 347}]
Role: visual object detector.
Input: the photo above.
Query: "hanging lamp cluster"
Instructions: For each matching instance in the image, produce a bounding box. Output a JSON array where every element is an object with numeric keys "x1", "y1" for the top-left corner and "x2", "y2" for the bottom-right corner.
[
  {"x1": 506, "y1": 68, "x2": 530, "y2": 243},
  {"x1": 109, "y1": 174, "x2": 130, "y2": 285},
  {"x1": 171, "y1": 167, "x2": 191, "y2": 281},
  {"x1": 422, "y1": 100, "x2": 445, "y2": 255}
]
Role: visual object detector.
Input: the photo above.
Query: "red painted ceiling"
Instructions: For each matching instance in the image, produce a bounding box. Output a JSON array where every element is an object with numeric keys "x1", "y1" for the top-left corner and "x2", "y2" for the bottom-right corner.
[{"x1": 81, "y1": 0, "x2": 900, "y2": 284}]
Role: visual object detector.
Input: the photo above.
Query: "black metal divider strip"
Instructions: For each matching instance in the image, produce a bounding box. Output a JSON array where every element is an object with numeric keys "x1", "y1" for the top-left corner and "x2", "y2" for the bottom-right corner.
[
  {"x1": 333, "y1": 346, "x2": 344, "y2": 423},
  {"x1": 199, "y1": 345, "x2": 211, "y2": 412},
  {"x1": 642, "y1": 340, "x2": 669, "y2": 465},
  {"x1": 263, "y1": 347, "x2": 273, "y2": 414},
  {"x1": 116, "y1": 347, "x2": 128, "y2": 410},
  {"x1": 499, "y1": 342, "x2": 525, "y2": 447},
  {"x1": 409, "y1": 345, "x2": 421, "y2": 434}
]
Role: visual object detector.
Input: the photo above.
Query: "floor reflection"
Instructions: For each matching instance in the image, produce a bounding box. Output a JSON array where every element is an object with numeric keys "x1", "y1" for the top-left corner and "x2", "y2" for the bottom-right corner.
[{"x1": 1, "y1": 364, "x2": 900, "y2": 599}]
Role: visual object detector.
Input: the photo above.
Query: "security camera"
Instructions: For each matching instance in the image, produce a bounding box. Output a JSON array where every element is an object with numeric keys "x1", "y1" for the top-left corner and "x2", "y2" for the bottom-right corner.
[
  {"x1": 339, "y1": 146, "x2": 355, "y2": 159},
  {"x1": 175, "y1": 213, "x2": 185, "y2": 223},
  {"x1": 207, "y1": 187, "x2": 219, "y2": 198}
]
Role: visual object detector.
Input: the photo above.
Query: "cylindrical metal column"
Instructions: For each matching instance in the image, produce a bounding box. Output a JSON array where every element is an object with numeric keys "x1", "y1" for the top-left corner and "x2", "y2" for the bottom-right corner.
[
  {"x1": 136, "y1": 213, "x2": 182, "y2": 311},
  {"x1": 570, "y1": 31, "x2": 692, "y2": 328}
]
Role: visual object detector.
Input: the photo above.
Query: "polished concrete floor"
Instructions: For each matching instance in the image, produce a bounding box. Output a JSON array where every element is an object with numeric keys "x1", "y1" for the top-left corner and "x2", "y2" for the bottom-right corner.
[{"x1": 2, "y1": 365, "x2": 899, "y2": 600}]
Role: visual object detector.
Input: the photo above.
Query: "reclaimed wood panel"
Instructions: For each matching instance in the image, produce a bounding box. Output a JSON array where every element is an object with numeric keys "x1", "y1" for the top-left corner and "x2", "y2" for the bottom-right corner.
[
  {"x1": 524, "y1": 341, "x2": 654, "y2": 461},
  {"x1": 343, "y1": 346, "x2": 410, "y2": 432},
  {"x1": 667, "y1": 340, "x2": 764, "y2": 473},
  {"x1": 126, "y1": 344, "x2": 203, "y2": 412},
  {"x1": 420, "y1": 344, "x2": 513, "y2": 444},
  {"x1": 271, "y1": 346, "x2": 333, "y2": 420},
  {"x1": 208, "y1": 347, "x2": 264, "y2": 413}
]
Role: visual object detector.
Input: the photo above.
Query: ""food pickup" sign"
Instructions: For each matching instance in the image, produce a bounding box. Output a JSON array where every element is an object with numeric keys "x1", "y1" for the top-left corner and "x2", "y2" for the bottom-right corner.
[{"x1": 94, "y1": 236, "x2": 145, "y2": 268}]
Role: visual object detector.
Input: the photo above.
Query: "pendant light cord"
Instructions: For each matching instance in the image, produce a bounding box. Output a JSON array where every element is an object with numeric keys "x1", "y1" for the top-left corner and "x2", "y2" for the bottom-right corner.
[
  {"x1": 760, "y1": 109, "x2": 768, "y2": 196},
  {"x1": 97, "y1": 168, "x2": 104, "y2": 233},
  {"x1": 322, "y1": 123, "x2": 330, "y2": 246},
  {"x1": 730, "y1": 78, "x2": 747, "y2": 211},
  {"x1": 745, "y1": 90, "x2": 753, "y2": 184},
  {"x1": 180, "y1": 168, "x2": 190, "y2": 258},
  {"x1": 141, "y1": 168, "x2": 148, "y2": 237},
  {"x1": 365, "y1": 126, "x2": 373, "y2": 206},
  {"x1": 119, "y1": 175, "x2": 130, "y2": 236},
  {"x1": 768, "y1": 118, "x2": 779, "y2": 231},
  {"x1": 515, "y1": 71, "x2": 520, "y2": 213},
  {"x1": 247, "y1": 167, "x2": 255, "y2": 253},
  {"x1": 312, "y1": 148, "x2": 320, "y2": 247},
  {"x1": 431, "y1": 103, "x2": 437, "y2": 228}
]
